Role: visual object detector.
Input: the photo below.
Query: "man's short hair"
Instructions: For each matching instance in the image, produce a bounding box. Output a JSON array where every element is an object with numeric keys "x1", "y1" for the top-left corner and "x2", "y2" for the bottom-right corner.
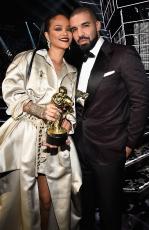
[{"x1": 70, "y1": 7, "x2": 98, "y2": 21}]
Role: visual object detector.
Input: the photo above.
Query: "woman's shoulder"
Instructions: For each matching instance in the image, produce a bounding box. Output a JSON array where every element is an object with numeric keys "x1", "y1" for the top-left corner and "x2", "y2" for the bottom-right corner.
[
  {"x1": 12, "y1": 49, "x2": 34, "y2": 65},
  {"x1": 5, "y1": 50, "x2": 34, "y2": 74}
]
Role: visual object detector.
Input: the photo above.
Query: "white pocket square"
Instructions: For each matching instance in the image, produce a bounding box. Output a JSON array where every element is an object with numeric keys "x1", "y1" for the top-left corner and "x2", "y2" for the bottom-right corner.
[{"x1": 103, "y1": 70, "x2": 115, "y2": 77}]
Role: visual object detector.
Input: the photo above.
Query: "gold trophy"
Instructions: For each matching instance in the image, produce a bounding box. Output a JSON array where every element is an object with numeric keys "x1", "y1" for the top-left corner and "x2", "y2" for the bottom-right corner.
[{"x1": 46, "y1": 86, "x2": 74, "y2": 146}]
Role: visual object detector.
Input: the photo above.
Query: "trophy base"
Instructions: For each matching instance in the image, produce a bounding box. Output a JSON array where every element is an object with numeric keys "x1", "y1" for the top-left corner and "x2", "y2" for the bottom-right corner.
[{"x1": 46, "y1": 131, "x2": 68, "y2": 146}]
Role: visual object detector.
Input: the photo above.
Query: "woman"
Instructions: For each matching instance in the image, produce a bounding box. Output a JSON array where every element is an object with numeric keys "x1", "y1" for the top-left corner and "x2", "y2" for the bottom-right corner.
[{"x1": 0, "y1": 12, "x2": 82, "y2": 230}]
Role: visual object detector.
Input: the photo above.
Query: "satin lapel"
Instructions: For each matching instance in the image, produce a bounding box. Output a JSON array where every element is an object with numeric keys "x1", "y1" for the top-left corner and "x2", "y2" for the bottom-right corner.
[
  {"x1": 76, "y1": 62, "x2": 83, "y2": 89},
  {"x1": 84, "y1": 41, "x2": 112, "y2": 111}
]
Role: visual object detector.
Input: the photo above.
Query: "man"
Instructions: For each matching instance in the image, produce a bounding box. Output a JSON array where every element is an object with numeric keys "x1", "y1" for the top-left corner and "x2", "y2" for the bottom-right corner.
[{"x1": 70, "y1": 6, "x2": 149, "y2": 230}]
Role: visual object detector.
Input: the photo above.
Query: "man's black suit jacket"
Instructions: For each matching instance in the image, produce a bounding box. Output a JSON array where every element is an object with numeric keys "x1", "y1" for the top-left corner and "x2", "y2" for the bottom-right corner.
[{"x1": 73, "y1": 40, "x2": 149, "y2": 164}]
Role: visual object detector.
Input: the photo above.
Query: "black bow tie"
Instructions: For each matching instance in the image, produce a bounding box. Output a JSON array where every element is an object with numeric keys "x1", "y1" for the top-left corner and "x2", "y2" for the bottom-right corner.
[{"x1": 82, "y1": 51, "x2": 95, "y2": 62}]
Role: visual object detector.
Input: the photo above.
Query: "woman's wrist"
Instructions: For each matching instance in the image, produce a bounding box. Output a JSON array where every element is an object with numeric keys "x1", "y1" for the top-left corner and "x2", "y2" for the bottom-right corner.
[{"x1": 23, "y1": 101, "x2": 46, "y2": 119}]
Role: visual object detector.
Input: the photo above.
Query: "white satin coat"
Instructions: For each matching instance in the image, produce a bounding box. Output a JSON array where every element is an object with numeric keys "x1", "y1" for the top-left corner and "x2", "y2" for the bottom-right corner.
[{"x1": 0, "y1": 49, "x2": 82, "y2": 230}]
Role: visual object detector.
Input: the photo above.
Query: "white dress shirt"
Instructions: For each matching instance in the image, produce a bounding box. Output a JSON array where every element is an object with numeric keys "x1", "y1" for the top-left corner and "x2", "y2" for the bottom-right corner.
[{"x1": 78, "y1": 37, "x2": 104, "y2": 92}]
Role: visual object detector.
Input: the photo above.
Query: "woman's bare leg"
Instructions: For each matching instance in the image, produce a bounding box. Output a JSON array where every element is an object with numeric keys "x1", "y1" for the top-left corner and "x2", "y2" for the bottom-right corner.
[{"x1": 38, "y1": 174, "x2": 51, "y2": 230}]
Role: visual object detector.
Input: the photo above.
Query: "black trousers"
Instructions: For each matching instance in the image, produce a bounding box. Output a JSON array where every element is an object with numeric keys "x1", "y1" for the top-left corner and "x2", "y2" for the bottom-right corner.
[{"x1": 80, "y1": 158, "x2": 125, "y2": 230}]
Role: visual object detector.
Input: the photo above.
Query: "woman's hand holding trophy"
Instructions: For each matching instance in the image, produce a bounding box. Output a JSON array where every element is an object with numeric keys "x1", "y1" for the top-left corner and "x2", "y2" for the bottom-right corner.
[{"x1": 45, "y1": 86, "x2": 74, "y2": 154}]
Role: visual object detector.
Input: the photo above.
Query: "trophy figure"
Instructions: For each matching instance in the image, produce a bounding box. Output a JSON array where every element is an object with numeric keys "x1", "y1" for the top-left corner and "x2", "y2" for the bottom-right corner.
[{"x1": 46, "y1": 86, "x2": 74, "y2": 146}]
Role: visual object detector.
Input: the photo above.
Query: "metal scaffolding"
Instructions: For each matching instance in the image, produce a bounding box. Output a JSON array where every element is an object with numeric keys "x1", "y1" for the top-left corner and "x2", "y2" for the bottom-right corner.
[{"x1": 100, "y1": 0, "x2": 149, "y2": 72}]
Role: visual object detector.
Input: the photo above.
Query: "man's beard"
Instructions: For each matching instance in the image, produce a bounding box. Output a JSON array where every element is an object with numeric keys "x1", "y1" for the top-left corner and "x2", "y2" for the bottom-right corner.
[{"x1": 79, "y1": 35, "x2": 98, "y2": 53}]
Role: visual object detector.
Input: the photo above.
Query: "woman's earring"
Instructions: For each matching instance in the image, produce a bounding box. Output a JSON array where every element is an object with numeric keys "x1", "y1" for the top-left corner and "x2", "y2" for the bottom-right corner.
[{"x1": 47, "y1": 40, "x2": 51, "y2": 48}]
